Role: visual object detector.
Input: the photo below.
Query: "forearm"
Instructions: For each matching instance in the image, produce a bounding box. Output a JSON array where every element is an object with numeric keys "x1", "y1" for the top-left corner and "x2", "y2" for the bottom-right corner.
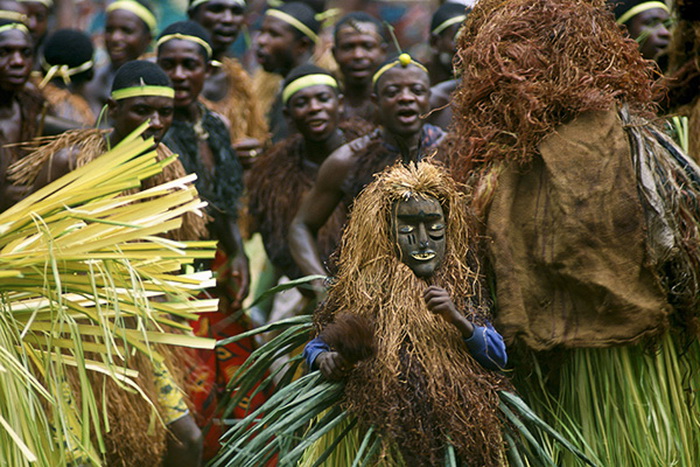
[
  {"x1": 303, "y1": 337, "x2": 331, "y2": 369},
  {"x1": 289, "y1": 216, "x2": 328, "y2": 277}
]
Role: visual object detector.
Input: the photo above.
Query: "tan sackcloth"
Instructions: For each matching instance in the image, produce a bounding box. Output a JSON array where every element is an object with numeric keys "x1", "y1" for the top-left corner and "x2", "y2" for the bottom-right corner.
[
  {"x1": 200, "y1": 57, "x2": 269, "y2": 144},
  {"x1": 487, "y1": 108, "x2": 670, "y2": 351}
]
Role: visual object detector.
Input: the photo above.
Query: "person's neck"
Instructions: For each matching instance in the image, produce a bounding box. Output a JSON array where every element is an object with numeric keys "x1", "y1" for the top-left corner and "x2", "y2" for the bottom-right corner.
[
  {"x1": 383, "y1": 126, "x2": 423, "y2": 163},
  {"x1": 0, "y1": 89, "x2": 16, "y2": 112},
  {"x1": 174, "y1": 101, "x2": 201, "y2": 122},
  {"x1": 343, "y1": 80, "x2": 372, "y2": 105},
  {"x1": 304, "y1": 128, "x2": 345, "y2": 165}
]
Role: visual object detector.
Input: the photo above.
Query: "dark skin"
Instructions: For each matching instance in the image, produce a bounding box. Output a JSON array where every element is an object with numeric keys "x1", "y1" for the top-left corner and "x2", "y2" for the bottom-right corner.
[
  {"x1": 157, "y1": 38, "x2": 250, "y2": 304},
  {"x1": 32, "y1": 94, "x2": 175, "y2": 191},
  {"x1": 315, "y1": 197, "x2": 473, "y2": 380},
  {"x1": 288, "y1": 64, "x2": 432, "y2": 290},
  {"x1": 0, "y1": 28, "x2": 34, "y2": 211},
  {"x1": 22, "y1": 1, "x2": 48, "y2": 47},
  {"x1": 429, "y1": 22, "x2": 461, "y2": 85},
  {"x1": 332, "y1": 22, "x2": 387, "y2": 122},
  {"x1": 625, "y1": 7, "x2": 670, "y2": 63},
  {"x1": 84, "y1": 9, "x2": 152, "y2": 115},
  {"x1": 255, "y1": 15, "x2": 313, "y2": 77},
  {"x1": 190, "y1": 0, "x2": 262, "y2": 163},
  {"x1": 427, "y1": 77, "x2": 458, "y2": 129},
  {"x1": 283, "y1": 83, "x2": 345, "y2": 160}
]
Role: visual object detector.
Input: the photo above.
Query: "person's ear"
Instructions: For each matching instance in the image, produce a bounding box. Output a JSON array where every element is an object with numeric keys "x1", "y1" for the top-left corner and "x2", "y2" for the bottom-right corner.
[
  {"x1": 205, "y1": 60, "x2": 215, "y2": 78},
  {"x1": 106, "y1": 98, "x2": 118, "y2": 121},
  {"x1": 429, "y1": 33, "x2": 438, "y2": 51},
  {"x1": 282, "y1": 104, "x2": 290, "y2": 119},
  {"x1": 337, "y1": 92, "x2": 345, "y2": 109}
]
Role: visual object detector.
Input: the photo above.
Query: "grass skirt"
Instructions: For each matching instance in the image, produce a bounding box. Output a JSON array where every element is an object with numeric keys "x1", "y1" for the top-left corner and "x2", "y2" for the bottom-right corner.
[{"x1": 518, "y1": 333, "x2": 700, "y2": 466}]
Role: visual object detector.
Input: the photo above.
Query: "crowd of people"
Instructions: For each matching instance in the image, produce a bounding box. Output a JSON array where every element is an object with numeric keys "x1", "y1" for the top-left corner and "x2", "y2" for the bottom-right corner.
[{"x1": 3, "y1": 0, "x2": 700, "y2": 465}]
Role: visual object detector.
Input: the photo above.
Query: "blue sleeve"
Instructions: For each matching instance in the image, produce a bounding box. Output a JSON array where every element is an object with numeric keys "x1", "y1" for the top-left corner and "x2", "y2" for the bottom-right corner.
[
  {"x1": 303, "y1": 337, "x2": 331, "y2": 370},
  {"x1": 464, "y1": 323, "x2": 508, "y2": 371}
]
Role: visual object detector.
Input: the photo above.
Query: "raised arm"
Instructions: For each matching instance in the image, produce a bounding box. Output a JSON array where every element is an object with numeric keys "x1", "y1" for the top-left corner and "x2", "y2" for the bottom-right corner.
[{"x1": 289, "y1": 144, "x2": 355, "y2": 279}]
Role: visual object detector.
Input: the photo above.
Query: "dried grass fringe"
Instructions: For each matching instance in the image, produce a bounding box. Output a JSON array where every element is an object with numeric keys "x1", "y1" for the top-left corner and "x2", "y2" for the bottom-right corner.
[
  {"x1": 316, "y1": 161, "x2": 508, "y2": 465},
  {"x1": 448, "y1": 0, "x2": 656, "y2": 184}
]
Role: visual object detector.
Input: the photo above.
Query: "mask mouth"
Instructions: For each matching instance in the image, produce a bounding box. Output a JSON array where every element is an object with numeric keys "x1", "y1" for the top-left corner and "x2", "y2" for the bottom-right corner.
[{"x1": 411, "y1": 251, "x2": 436, "y2": 261}]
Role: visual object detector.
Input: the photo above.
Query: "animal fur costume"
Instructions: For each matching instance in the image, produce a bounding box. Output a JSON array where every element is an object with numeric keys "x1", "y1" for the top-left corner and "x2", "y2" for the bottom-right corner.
[
  {"x1": 7, "y1": 129, "x2": 208, "y2": 242},
  {"x1": 200, "y1": 57, "x2": 269, "y2": 144},
  {"x1": 660, "y1": 0, "x2": 700, "y2": 162},
  {"x1": 312, "y1": 161, "x2": 509, "y2": 466},
  {"x1": 247, "y1": 120, "x2": 372, "y2": 279},
  {"x1": 447, "y1": 0, "x2": 700, "y2": 464}
]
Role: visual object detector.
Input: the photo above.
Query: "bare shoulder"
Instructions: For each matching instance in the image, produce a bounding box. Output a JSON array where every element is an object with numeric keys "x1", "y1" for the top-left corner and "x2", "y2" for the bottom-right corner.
[{"x1": 318, "y1": 134, "x2": 372, "y2": 181}]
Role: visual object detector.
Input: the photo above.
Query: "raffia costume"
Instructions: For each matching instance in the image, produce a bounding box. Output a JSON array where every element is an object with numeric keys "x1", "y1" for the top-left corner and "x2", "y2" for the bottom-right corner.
[
  {"x1": 200, "y1": 57, "x2": 269, "y2": 144},
  {"x1": 302, "y1": 161, "x2": 509, "y2": 466},
  {"x1": 39, "y1": 81, "x2": 95, "y2": 126},
  {"x1": 447, "y1": 1, "x2": 700, "y2": 465},
  {"x1": 7, "y1": 129, "x2": 207, "y2": 465},
  {"x1": 247, "y1": 121, "x2": 371, "y2": 279}
]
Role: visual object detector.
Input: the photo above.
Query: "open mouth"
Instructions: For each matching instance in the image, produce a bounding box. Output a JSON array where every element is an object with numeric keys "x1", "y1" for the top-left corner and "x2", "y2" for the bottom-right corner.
[
  {"x1": 307, "y1": 118, "x2": 327, "y2": 131},
  {"x1": 411, "y1": 251, "x2": 436, "y2": 261},
  {"x1": 397, "y1": 109, "x2": 418, "y2": 125}
]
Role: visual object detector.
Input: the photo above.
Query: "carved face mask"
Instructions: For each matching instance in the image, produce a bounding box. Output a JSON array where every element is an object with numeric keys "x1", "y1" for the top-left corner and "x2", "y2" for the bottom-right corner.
[{"x1": 392, "y1": 196, "x2": 446, "y2": 278}]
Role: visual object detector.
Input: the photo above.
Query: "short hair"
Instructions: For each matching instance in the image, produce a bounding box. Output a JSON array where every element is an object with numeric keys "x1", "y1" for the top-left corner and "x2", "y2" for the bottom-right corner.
[
  {"x1": 42, "y1": 29, "x2": 93, "y2": 81},
  {"x1": 334, "y1": 11, "x2": 386, "y2": 43},
  {"x1": 430, "y1": 2, "x2": 467, "y2": 36},
  {"x1": 112, "y1": 59, "x2": 172, "y2": 93},
  {"x1": 157, "y1": 20, "x2": 212, "y2": 59},
  {"x1": 282, "y1": 63, "x2": 338, "y2": 104},
  {"x1": 107, "y1": 0, "x2": 156, "y2": 35},
  {"x1": 270, "y1": 2, "x2": 319, "y2": 42}
]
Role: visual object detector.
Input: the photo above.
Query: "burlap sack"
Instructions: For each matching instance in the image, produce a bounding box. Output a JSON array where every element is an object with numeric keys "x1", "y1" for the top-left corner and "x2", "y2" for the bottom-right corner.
[{"x1": 488, "y1": 108, "x2": 670, "y2": 350}]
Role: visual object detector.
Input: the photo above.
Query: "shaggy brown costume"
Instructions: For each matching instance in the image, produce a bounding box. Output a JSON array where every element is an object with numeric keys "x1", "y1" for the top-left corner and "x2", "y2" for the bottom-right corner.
[
  {"x1": 447, "y1": 0, "x2": 654, "y2": 180},
  {"x1": 446, "y1": 0, "x2": 688, "y2": 350},
  {"x1": 315, "y1": 161, "x2": 508, "y2": 465},
  {"x1": 247, "y1": 121, "x2": 372, "y2": 279},
  {"x1": 200, "y1": 57, "x2": 269, "y2": 143},
  {"x1": 7, "y1": 129, "x2": 208, "y2": 242}
]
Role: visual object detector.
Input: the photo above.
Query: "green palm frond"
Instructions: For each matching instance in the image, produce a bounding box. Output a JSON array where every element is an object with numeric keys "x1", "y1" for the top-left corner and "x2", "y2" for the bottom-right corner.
[
  {"x1": 0, "y1": 123, "x2": 217, "y2": 466},
  {"x1": 212, "y1": 312, "x2": 594, "y2": 466}
]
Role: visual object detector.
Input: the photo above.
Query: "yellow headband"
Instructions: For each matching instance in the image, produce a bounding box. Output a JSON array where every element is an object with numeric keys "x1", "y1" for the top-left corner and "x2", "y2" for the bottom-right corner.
[
  {"x1": 0, "y1": 22, "x2": 30, "y2": 36},
  {"x1": 0, "y1": 10, "x2": 28, "y2": 24},
  {"x1": 107, "y1": 1, "x2": 157, "y2": 35},
  {"x1": 111, "y1": 85, "x2": 174, "y2": 101},
  {"x1": 282, "y1": 73, "x2": 338, "y2": 104},
  {"x1": 266, "y1": 9, "x2": 319, "y2": 44},
  {"x1": 18, "y1": 0, "x2": 53, "y2": 6},
  {"x1": 39, "y1": 56, "x2": 94, "y2": 88},
  {"x1": 189, "y1": 0, "x2": 245, "y2": 10},
  {"x1": 156, "y1": 33, "x2": 212, "y2": 59},
  {"x1": 372, "y1": 53, "x2": 428, "y2": 86},
  {"x1": 432, "y1": 14, "x2": 466, "y2": 36},
  {"x1": 616, "y1": 1, "x2": 668, "y2": 25}
]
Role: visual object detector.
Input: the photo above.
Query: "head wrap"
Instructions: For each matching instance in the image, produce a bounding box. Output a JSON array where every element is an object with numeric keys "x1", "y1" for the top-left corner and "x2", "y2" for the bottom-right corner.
[
  {"x1": 188, "y1": 0, "x2": 245, "y2": 10},
  {"x1": 0, "y1": 9, "x2": 27, "y2": 23},
  {"x1": 610, "y1": 0, "x2": 669, "y2": 25},
  {"x1": 106, "y1": 1, "x2": 157, "y2": 35},
  {"x1": 17, "y1": 0, "x2": 52, "y2": 6},
  {"x1": 282, "y1": 64, "x2": 338, "y2": 104},
  {"x1": 372, "y1": 53, "x2": 428, "y2": 86},
  {"x1": 431, "y1": 2, "x2": 467, "y2": 36},
  {"x1": 40, "y1": 29, "x2": 94, "y2": 88},
  {"x1": 265, "y1": 2, "x2": 320, "y2": 44},
  {"x1": 0, "y1": 21, "x2": 29, "y2": 36},
  {"x1": 157, "y1": 20, "x2": 213, "y2": 59},
  {"x1": 110, "y1": 60, "x2": 174, "y2": 101}
]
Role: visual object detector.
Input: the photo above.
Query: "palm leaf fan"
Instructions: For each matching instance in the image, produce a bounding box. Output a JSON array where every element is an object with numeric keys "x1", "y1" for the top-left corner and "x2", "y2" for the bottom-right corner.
[{"x1": 0, "y1": 122, "x2": 217, "y2": 466}]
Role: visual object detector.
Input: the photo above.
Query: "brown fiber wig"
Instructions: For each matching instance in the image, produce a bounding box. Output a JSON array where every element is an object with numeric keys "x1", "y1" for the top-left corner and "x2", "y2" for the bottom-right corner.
[
  {"x1": 448, "y1": 0, "x2": 655, "y2": 182},
  {"x1": 315, "y1": 161, "x2": 507, "y2": 465}
]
